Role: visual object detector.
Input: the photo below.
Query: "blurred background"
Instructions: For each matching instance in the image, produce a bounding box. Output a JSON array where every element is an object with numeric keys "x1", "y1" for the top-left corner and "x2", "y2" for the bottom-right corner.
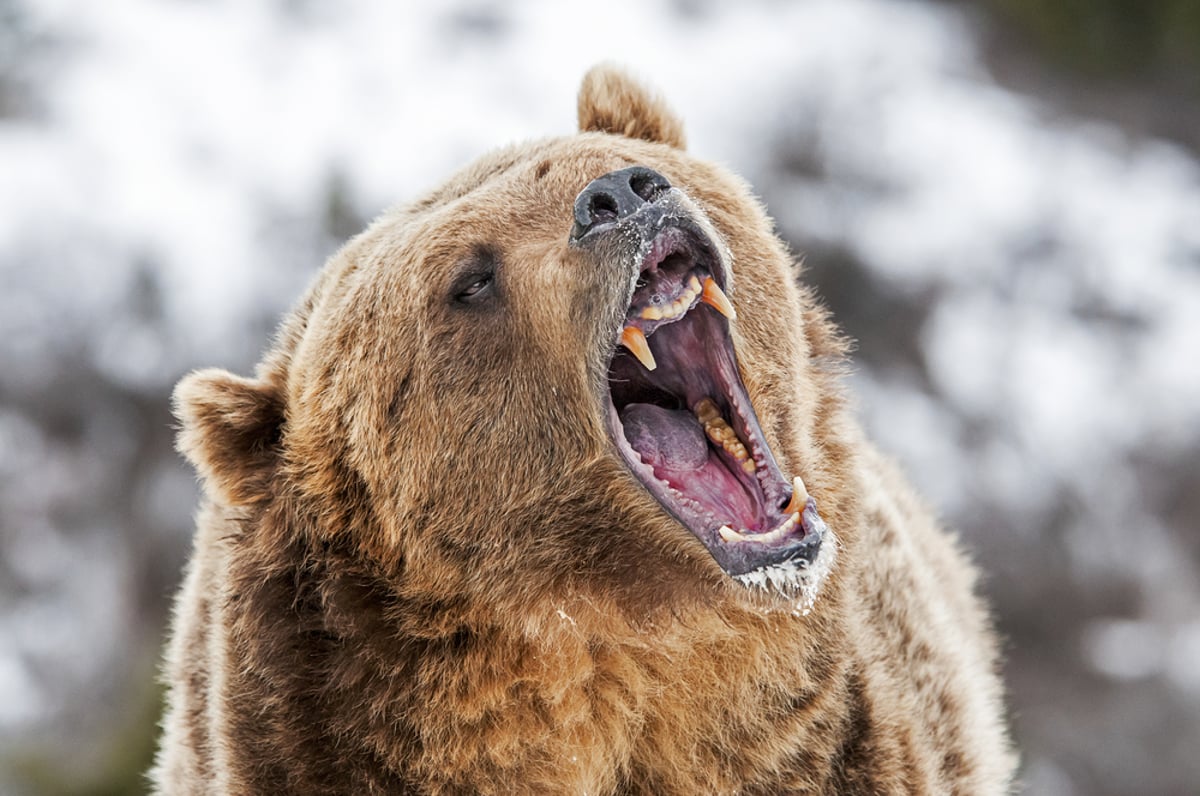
[{"x1": 1, "y1": 0, "x2": 1198, "y2": 793}]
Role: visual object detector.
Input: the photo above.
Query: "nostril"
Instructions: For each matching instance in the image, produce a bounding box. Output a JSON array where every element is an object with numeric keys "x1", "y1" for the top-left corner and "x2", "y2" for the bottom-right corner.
[
  {"x1": 570, "y1": 166, "x2": 673, "y2": 243},
  {"x1": 630, "y1": 172, "x2": 669, "y2": 204},
  {"x1": 589, "y1": 192, "x2": 619, "y2": 225}
]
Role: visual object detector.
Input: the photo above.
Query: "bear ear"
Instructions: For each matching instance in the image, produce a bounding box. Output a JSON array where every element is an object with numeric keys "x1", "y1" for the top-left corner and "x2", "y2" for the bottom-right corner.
[
  {"x1": 173, "y1": 368, "x2": 284, "y2": 506},
  {"x1": 578, "y1": 63, "x2": 686, "y2": 150}
]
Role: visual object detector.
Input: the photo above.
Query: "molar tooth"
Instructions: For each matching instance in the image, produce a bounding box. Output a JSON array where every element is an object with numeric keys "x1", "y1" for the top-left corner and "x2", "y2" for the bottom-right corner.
[
  {"x1": 741, "y1": 460, "x2": 757, "y2": 474},
  {"x1": 694, "y1": 398, "x2": 721, "y2": 424},
  {"x1": 783, "y1": 476, "x2": 809, "y2": 515},
  {"x1": 620, "y1": 326, "x2": 656, "y2": 371},
  {"x1": 701, "y1": 277, "x2": 736, "y2": 320}
]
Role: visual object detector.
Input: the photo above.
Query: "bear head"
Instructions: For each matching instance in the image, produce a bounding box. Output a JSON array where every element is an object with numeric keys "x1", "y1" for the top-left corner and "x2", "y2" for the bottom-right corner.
[{"x1": 173, "y1": 65, "x2": 856, "y2": 624}]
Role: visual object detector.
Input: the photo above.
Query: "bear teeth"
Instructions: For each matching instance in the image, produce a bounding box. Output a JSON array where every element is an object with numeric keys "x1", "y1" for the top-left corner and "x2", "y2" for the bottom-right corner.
[
  {"x1": 758, "y1": 512, "x2": 801, "y2": 544},
  {"x1": 640, "y1": 275, "x2": 703, "y2": 321},
  {"x1": 694, "y1": 398, "x2": 753, "y2": 469},
  {"x1": 717, "y1": 512, "x2": 801, "y2": 544},
  {"x1": 782, "y1": 476, "x2": 809, "y2": 516},
  {"x1": 619, "y1": 326, "x2": 656, "y2": 371},
  {"x1": 700, "y1": 277, "x2": 736, "y2": 320}
]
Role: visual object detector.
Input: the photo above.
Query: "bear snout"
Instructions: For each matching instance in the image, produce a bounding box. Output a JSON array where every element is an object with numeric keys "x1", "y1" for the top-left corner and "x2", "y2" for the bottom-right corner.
[{"x1": 569, "y1": 165, "x2": 672, "y2": 244}]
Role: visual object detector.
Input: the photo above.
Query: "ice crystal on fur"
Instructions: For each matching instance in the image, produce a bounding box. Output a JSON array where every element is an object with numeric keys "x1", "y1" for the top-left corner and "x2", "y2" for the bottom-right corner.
[{"x1": 736, "y1": 528, "x2": 839, "y2": 614}]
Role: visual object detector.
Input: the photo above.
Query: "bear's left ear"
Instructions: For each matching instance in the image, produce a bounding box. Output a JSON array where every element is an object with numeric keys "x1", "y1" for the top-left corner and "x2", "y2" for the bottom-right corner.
[
  {"x1": 173, "y1": 368, "x2": 285, "y2": 506},
  {"x1": 578, "y1": 63, "x2": 686, "y2": 150}
]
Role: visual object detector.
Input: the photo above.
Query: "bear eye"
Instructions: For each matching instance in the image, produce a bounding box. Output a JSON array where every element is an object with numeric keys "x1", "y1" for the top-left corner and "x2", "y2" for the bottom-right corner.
[
  {"x1": 451, "y1": 246, "x2": 500, "y2": 306},
  {"x1": 458, "y1": 274, "x2": 493, "y2": 300}
]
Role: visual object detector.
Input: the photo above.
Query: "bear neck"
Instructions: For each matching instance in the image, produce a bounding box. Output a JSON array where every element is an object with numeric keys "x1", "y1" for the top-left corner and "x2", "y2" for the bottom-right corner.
[{"x1": 204, "y1": 491, "x2": 890, "y2": 794}]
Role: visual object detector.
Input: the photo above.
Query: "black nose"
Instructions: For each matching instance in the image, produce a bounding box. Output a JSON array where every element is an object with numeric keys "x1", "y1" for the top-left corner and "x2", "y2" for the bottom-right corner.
[{"x1": 570, "y1": 166, "x2": 672, "y2": 242}]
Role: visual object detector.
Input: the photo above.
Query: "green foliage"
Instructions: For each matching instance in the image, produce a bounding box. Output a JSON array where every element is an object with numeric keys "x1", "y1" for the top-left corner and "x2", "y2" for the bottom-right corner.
[
  {"x1": 6, "y1": 677, "x2": 163, "y2": 796},
  {"x1": 980, "y1": 0, "x2": 1200, "y2": 80}
]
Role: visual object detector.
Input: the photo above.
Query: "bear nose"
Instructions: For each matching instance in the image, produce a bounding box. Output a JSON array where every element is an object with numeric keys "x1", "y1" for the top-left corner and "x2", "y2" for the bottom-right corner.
[{"x1": 570, "y1": 166, "x2": 672, "y2": 242}]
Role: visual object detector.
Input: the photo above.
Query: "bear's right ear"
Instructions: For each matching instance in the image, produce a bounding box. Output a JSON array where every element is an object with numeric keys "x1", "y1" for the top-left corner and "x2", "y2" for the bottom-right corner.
[
  {"x1": 173, "y1": 368, "x2": 284, "y2": 506},
  {"x1": 578, "y1": 63, "x2": 686, "y2": 150}
]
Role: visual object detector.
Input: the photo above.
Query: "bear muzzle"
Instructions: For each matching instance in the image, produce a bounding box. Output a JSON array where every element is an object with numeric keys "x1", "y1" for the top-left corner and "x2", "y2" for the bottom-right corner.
[{"x1": 572, "y1": 168, "x2": 835, "y2": 602}]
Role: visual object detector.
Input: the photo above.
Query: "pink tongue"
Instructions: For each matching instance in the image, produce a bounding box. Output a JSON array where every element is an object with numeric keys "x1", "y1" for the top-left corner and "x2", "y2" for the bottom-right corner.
[
  {"x1": 619, "y1": 403, "x2": 708, "y2": 472},
  {"x1": 620, "y1": 402, "x2": 759, "y2": 527}
]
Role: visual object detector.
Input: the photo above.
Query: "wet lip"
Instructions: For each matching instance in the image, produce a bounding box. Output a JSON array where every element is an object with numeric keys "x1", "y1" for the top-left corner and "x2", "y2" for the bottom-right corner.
[{"x1": 602, "y1": 222, "x2": 825, "y2": 582}]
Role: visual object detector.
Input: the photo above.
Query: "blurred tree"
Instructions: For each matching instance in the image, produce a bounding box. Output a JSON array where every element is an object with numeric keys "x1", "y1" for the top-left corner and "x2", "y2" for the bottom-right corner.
[
  {"x1": 0, "y1": 0, "x2": 38, "y2": 118},
  {"x1": 973, "y1": 0, "x2": 1200, "y2": 83},
  {"x1": 6, "y1": 678, "x2": 162, "y2": 796}
]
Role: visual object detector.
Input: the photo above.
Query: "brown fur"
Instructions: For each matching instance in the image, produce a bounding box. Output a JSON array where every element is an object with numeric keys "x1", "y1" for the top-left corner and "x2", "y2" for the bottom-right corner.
[{"x1": 152, "y1": 64, "x2": 1015, "y2": 794}]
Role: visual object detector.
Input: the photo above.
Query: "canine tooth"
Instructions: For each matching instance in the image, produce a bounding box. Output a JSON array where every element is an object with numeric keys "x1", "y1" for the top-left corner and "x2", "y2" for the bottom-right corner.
[
  {"x1": 783, "y1": 476, "x2": 809, "y2": 515},
  {"x1": 719, "y1": 525, "x2": 745, "y2": 543},
  {"x1": 620, "y1": 326, "x2": 656, "y2": 371},
  {"x1": 702, "y1": 277, "x2": 736, "y2": 320},
  {"x1": 641, "y1": 306, "x2": 663, "y2": 321}
]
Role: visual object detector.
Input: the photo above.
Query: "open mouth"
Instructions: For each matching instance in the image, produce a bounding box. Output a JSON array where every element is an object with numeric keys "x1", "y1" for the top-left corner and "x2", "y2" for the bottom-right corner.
[{"x1": 603, "y1": 222, "x2": 827, "y2": 590}]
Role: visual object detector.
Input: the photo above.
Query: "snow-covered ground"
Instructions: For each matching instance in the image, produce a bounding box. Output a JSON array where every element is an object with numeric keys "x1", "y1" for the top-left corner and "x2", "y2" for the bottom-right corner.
[{"x1": 2, "y1": 0, "x2": 1198, "y2": 793}]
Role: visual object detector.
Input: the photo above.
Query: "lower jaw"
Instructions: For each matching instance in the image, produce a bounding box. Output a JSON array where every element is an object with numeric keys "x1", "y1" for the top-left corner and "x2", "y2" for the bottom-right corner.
[{"x1": 605, "y1": 380, "x2": 820, "y2": 577}]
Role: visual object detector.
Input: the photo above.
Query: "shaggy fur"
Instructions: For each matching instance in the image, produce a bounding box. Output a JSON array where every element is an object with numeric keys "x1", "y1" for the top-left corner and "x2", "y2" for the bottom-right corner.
[{"x1": 152, "y1": 65, "x2": 1015, "y2": 794}]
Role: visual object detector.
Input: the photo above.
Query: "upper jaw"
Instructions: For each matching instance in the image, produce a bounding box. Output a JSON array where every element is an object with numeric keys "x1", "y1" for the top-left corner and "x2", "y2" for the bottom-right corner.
[
  {"x1": 572, "y1": 190, "x2": 732, "y2": 306},
  {"x1": 576, "y1": 194, "x2": 831, "y2": 594}
]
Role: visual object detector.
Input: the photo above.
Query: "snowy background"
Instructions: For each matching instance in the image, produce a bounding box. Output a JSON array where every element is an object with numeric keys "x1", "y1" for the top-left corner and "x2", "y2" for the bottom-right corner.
[{"x1": 2, "y1": 0, "x2": 1198, "y2": 793}]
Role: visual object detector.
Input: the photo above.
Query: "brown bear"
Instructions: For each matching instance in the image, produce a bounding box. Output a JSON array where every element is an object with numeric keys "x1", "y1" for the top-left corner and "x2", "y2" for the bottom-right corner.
[{"x1": 152, "y1": 65, "x2": 1015, "y2": 794}]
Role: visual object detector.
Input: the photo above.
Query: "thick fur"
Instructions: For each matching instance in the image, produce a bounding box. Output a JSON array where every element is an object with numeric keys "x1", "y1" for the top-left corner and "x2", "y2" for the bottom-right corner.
[{"x1": 153, "y1": 65, "x2": 1015, "y2": 794}]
